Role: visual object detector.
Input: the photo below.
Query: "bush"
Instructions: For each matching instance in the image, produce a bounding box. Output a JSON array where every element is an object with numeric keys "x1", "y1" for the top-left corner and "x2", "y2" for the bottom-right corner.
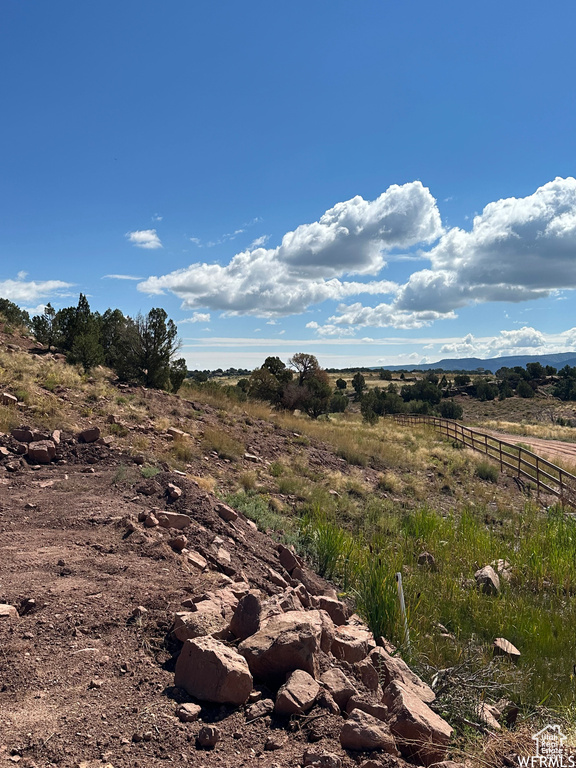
[
  {"x1": 439, "y1": 399, "x2": 463, "y2": 420},
  {"x1": 475, "y1": 460, "x2": 499, "y2": 483}
]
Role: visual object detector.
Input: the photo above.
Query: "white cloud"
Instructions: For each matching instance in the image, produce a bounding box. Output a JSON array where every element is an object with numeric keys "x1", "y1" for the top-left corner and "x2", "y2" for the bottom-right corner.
[
  {"x1": 126, "y1": 229, "x2": 162, "y2": 249},
  {"x1": 152, "y1": 213, "x2": 163, "y2": 222},
  {"x1": 178, "y1": 312, "x2": 211, "y2": 324},
  {"x1": 17, "y1": 270, "x2": 28, "y2": 280},
  {"x1": 138, "y1": 182, "x2": 442, "y2": 318},
  {"x1": 103, "y1": 274, "x2": 143, "y2": 281},
  {"x1": 396, "y1": 176, "x2": 576, "y2": 313},
  {"x1": 250, "y1": 235, "x2": 270, "y2": 248},
  {"x1": 0, "y1": 277, "x2": 74, "y2": 304}
]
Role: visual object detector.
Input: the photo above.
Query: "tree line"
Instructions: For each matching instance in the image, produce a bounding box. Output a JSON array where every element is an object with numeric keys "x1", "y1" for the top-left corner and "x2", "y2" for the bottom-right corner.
[{"x1": 0, "y1": 295, "x2": 186, "y2": 392}]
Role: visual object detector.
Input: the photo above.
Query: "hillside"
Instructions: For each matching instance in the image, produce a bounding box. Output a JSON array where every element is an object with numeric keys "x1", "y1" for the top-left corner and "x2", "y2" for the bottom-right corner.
[{"x1": 1, "y1": 327, "x2": 575, "y2": 767}]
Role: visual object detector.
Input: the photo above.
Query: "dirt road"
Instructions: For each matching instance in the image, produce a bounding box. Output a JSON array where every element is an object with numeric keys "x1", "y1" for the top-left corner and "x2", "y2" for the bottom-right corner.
[{"x1": 483, "y1": 429, "x2": 576, "y2": 467}]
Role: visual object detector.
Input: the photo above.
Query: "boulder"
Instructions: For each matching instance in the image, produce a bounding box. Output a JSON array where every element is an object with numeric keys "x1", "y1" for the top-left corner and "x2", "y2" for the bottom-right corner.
[
  {"x1": 474, "y1": 565, "x2": 500, "y2": 595},
  {"x1": 157, "y1": 510, "x2": 192, "y2": 529},
  {"x1": 320, "y1": 667, "x2": 357, "y2": 710},
  {"x1": 292, "y1": 566, "x2": 330, "y2": 596},
  {"x1": 275, "y1": 669, "x2": 320, "y2": 715},
  {"x1": 78, "y1": 426, "x2": 101, "y2": 443},
  {"x1": 369, "y1": 646, "x2": 435, "y2": 704},
  {"x1": 332, "y1": 623, "x2": 375, "y2": 663},
  {"x1": 339, "y1": 710, "x2": 399, "y2": 753},
  {"x1": 168, "y1": 535, "x2": 188, "y2": 552},
  {"x1": 215, "y1": 502, "x2": 238, "y2": 522},
  {"x1": 229, "y1": 592, "x2": 262, "y2": 641},
  {"x1": 313, "y1": 596, "x2": 350, "y2": 625},
  {"x1": 354, "y1": 659, "x2": 381, "y2": 693},
  {"x1": 173, "y1": 602, "x2": 228, "y2": 641},
  {"x1": 175, "y1": 636, "x2": 253, "y2": 705},
  {"x1": 0, "y1": 604, "x2": 18, "y2": 619},
  {"x1": 246, "y1": 698, "x2": 274, "y2": 719},
  {"x1": 27, "y1": 440, "x2": 56, "y2": 464},
  {"x1": 278, "y1": 544, "x2": 302, "y2": 574},
  {"x1": 267, "y1": 567, "x2": 289, "y2": 589},
  {"x1": 11, "y1": 427, "x2": 33, "y2": 443},
  {"x1": 383, "y1": 681, "x2": 453, "y2": 766},
  {"x1": 346, "y1": 694, "x2": 388, "y2": 721},
  {"x1": 239, "y1": 609, "x2": 334, "y2": 681}
]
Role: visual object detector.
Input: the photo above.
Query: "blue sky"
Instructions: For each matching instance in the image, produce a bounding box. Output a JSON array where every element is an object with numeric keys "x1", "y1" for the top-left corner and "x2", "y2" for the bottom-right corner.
[{"x1": 2, "y1": 1, "x2": 576, "y2": 369}]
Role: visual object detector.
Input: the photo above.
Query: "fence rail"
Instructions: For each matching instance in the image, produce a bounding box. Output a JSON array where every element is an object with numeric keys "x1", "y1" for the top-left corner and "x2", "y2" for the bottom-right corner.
[{"x1": 388, "y1": 414, "x2": 576, "y2": 508}]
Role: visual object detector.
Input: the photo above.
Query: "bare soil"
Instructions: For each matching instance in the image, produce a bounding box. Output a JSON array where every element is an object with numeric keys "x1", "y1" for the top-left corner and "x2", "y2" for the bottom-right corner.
[{"x1": 0, "y1": 446, "x2": 368, "y2": 768}]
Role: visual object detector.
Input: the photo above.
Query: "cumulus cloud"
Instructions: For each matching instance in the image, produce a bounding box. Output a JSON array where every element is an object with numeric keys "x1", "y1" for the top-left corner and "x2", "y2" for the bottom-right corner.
[
  {"x1": 311, "y1": 177, "x2": 576, "y2": 333},
  {"x1": 396, "y1": 176, "x2": 576, "y2": 313},
  {"x1": 0, "y1": 277, "x2": 74, "y2": 304},
  {"x1": 126, "y1": 229, "x2": 162, "y2": 249},
  {"x1": 138, "y1": 182, "x2": 442, "y2": 317}
]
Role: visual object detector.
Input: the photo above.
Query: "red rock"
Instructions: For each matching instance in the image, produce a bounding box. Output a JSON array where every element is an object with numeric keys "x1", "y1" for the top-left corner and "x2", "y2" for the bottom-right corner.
[
  {"x1": 238, "y1": 609, "x2": 334, "y2": 681},
  {"x1": 157, "y1": 510, "x2": 192, "y2": 529},
  {"x1": 275, "y1": 669, "x2": 320, "y2": 715},
  {"x1": 314, "y1": 596, "x2": 350, "y2": 625},
  {"x1": 229, "y1": 592, "x2": 261, "y2": 641},
  {"x1": 197, "y1": 724, "x2": 221, "y2": 748},
  {"x1": 339, "y1": 709, "x2": 399, "y2": 753},
  {"x1": 78, "y1": 426, "x2": 101, "y2": 443},
  {"x1": 176, "y1": 702, "x2": 201, "y2": 722},
  {"x1": 175, "y1": 636, "x2": 253, "y2": 705},
  {"x1": 11, "y1": 427, "x2": 34, "y2": 443},
  {"x1": 278, "y1": 544, "x2": 302, "y2": 574},
  {"x1": 332, "y1": 623, "x2": 375, "y2": 662},
  {"x1": 383, "y1": 680, "x2": 453, "y2": 766},
  {"x1": 27, "y1": 440, "x2": 56, "y2": 464},
  {"x1": 345, "y1": 694, "x2": 388, "y2": 721},
  {"x1": 320, "y1": 667, "x2": 357, "y2": 710},
  {"x1": 303, "y1": 748, "x2": 342, "y2": 768},
  {"x1": 369, "y1": 646, "x2": 435, "y2": 704},
  {"x1": 0, "y1": 604, "x2": 18, "y2": 619},
  {"x1": 215, "y1": 502, "x2": 238, "y2": 522}
]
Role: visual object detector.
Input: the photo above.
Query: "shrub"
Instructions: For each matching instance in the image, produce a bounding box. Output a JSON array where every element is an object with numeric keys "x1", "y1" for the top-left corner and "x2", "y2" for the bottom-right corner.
[
  {"x1": 202, "y1": 427, "x2": 244, "y2": 460},
  {"x1": 475, "y1": 460, "x2": 498, "y2": 483}
]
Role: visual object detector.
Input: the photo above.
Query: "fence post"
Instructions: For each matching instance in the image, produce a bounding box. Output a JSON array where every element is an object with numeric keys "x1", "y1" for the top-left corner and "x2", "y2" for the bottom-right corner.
[{"x1": 396, "y1": 572, "x2": 410, "y2": 652}]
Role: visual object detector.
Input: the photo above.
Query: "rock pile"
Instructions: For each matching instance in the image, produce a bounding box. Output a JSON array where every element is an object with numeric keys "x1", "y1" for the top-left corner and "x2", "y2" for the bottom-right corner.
[{"x1": 122, "y1": 487, "x2": 458, "y2": 766}]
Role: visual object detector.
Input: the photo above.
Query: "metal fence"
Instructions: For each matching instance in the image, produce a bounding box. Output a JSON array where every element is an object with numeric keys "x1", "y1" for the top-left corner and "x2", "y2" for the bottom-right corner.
[{"x1": 388, "y1": 413, "x2": 576, "y2": 508}]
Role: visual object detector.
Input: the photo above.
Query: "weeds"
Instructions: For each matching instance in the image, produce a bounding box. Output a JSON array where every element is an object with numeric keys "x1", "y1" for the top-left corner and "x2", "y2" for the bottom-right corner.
[
  {"x1": 475, "y1": 460, "x2": 499, "y2": 483},
  {"x1": 202, "y1": 427, "x2": 244, "y2": 461}
]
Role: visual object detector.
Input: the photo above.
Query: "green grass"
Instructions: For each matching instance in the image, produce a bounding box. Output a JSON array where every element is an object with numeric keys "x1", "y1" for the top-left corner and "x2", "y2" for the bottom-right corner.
[{"x1": 475, "y1": 459, "x2": 499, "y2": 483}]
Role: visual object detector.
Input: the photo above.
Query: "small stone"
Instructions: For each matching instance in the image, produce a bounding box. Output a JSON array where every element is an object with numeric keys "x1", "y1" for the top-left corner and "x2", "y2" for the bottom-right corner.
[
  {"x1": 418, "y1": 551, "x2": 436, "y2": 569},
  {"x1": 132, "y1": 606, "x2": 148, "y2": 619},
  {"x1": 187, "y1": 551, "x2": 208, "y2": 571},
  {"x1": 264, "y1": 732, "x2": 288, "y2": 751},
  {"x1": 177, "y1": 703, "x2": 202, "y2": 722},
  {"x1": 0, "y1": 604, "x2": 19, "y2": 619},
  {"x1": 246, "y1": 698, "x2": 274, "y2": 720},
  {"x1": 169, "y1": 535, "x2": 188, "y2": 552},
  {"x1": 144, "y1": 513, "x2": 159, "y2": 527},
  {"x1": 167, "y1": 482, "x2": 183, "y2": 499},
  {"x1": 89, "y1": 678, "x2": 103, "y2": 689},
  {"x1": 197, "y1": 725, "x2": 221, "y2": 749},
  {"x1": 474, "y1": 565, "x2": 500, "y2": 595},
  {"x1": 493, "y1": 637, "x2": 521, "y2": 659}
]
